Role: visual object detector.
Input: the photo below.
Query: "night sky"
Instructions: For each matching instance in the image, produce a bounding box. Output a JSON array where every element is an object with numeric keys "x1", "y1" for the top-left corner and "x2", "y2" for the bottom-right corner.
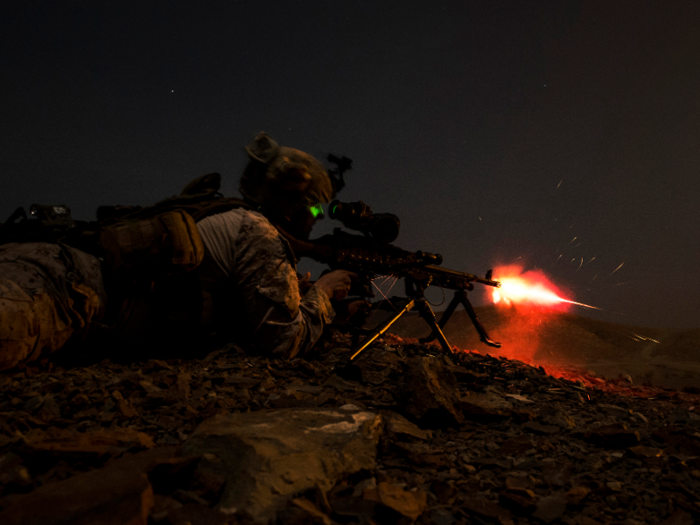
[{"x1": 1, "y1": 2, "x2": 699, "y2": 330}]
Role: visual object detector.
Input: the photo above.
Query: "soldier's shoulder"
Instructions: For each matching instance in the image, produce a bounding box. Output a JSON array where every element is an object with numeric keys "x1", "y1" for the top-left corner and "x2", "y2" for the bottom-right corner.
[
  {"x1": 198, "y1": 207, "x2": 289, "y2": 257},
  {"x1": 234, "y1": 208, "x2": 279, "y2": 239},
  {"x1": 198, "y1": 207, "x2": 272, "y2": 232},
  {"x1": 239, "y1": 210, "x2": 294, "y2": 262},
  {"x1": 218, "y1": 208, "x2": 284, "y2": 247}
]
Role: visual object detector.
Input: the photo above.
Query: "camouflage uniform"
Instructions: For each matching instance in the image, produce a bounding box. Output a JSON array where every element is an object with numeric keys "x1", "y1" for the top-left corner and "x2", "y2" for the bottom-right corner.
[
  {"x1": 0, "y1": 132, "x2": 337, "y2": 370},
  {"x1": 197, "y1": 208, "x2": 334, "y2": 359},
  {"x1": 0, "y1": 242, "x2": 107, "y2": 370},
  {"x1": 0, "y1": 213, "x2": 335, "y2": 370}
]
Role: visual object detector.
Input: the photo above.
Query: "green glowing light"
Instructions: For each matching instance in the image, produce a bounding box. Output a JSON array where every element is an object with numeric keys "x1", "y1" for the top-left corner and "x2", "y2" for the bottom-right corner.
[{"x1": 309, "y1": 204, "x2": 323, "y2": 218}]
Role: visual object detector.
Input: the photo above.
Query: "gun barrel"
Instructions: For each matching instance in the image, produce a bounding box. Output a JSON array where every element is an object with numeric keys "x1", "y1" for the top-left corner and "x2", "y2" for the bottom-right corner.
[
  {"x1": 283, "y1": 228, "x2": 501, "y2": 291},
  {"x1": 422, "y1": 264, "x2": 501, "y2": 288}
]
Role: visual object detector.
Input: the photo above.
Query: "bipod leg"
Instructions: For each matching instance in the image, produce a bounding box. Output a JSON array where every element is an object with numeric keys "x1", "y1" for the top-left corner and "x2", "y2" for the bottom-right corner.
[
  {"x1": 417, "y1": 299, "x2": 453, "y2": 354},
  {"x1": 348, "y1": 299, "x2": 416, "y2": 361},
  {"x1": 460, "y1": 291, "x2": 501, "y2": 348},
  {"x1": 420, "y1": 291, "x2": 461, "y2": 344}
]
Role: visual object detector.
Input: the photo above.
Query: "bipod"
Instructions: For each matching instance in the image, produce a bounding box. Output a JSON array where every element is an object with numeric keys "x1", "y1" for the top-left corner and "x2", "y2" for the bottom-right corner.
[
  {"x1": 421, "y1": 289, "x2": 501, "y2": 348},
  {"x1": 346, "y1": 278, "x2": 453, "y2": 363}
]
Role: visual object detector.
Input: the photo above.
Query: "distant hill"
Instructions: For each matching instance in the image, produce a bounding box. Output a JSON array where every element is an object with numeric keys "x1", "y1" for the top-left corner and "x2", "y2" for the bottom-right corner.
[{"x1": 370, "y1": 304, "x2": 700, "y2": 389}]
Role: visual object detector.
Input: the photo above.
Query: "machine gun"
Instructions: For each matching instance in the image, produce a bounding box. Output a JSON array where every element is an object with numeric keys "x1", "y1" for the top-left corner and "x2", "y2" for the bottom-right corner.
[{"x1": 279, "y1": 199, "x2": 502, "y2": 362}]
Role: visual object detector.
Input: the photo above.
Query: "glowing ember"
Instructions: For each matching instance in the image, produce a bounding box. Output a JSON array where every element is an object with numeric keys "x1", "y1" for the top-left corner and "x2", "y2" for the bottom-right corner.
[{"x1": 492, "y1": 265, "x2": 599, "y2": 310}]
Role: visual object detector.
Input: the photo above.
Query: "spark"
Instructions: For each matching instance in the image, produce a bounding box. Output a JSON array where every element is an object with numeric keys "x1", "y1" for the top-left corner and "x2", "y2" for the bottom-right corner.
[
  {"x1": 609, "y1": 262, "x2": 625, "y2": 276},
  {"x1": 576, "y1": 257, "x2": 584, "y2": 271},
  {"x1": 631, "y1": 333, "x2": 660, "y2": 344},
  {"x1": 591, "y1": 273, "x2": 599, "y2": 281},
  {"x1": 556, "y1": 179, "x2": 563, "y2": 190},
  {"x1": 372, "y1": 275, "x2": 399, "y2": 298},
  {"x1": 371, "y1": 275, "x2": 400, "y2": 312},
  {"x1": 626, "y1": 332, "x2": 660, "y2": 344},
  {"x1": 567, "y1": 236, "x2": 578, "y2": 245},
  {"x1": 554, "y1": 254, "x2": 563, "y2": 264},
  {"x1": 586, "y1": 256, "x2": 596, "y2": 265},
  {"x1": 372, "y1": 275, "x2": 398, "y2": 300}
]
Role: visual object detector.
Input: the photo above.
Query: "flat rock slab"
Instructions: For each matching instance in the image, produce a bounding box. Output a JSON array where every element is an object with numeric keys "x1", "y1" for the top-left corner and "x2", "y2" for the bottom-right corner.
[{"x1": 182, "y1": 407, "x2": 383, "y2": 523}]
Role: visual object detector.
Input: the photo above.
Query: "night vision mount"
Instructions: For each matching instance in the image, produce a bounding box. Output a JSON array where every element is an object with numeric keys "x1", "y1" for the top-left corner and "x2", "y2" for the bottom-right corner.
[{"x1": 327, "y1": 153, "x2": 352, "y2": 196}]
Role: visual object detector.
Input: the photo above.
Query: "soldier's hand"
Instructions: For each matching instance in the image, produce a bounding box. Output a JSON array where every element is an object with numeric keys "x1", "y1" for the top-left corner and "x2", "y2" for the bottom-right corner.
[{"x1": 313, "y1": 270, "x2": 356, "y2": 301}]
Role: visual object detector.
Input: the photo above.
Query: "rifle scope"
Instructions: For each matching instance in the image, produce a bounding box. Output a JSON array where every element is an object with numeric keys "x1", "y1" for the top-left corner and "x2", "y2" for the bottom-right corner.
[{"x1": 329, "y1": 200, "x2": 400, "y2": 243}]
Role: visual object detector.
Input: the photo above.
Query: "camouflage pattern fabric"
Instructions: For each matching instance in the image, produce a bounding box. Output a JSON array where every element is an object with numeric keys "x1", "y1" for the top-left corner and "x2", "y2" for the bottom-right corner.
[
  {"x1": 197, "y1": 208, "x2": 334, "y2": 359},
  {"x1": 0, "y1": 207, "x2": 334, "y2": 369},
  {"x1": 0, "y1": 243, "x2": 106, "y2": 371}
]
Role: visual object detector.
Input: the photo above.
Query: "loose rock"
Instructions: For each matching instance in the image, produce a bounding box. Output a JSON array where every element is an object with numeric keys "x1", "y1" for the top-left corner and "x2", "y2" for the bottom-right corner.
[{"x1": 182, "y1": 407, "x2": 382, "y2": 523}]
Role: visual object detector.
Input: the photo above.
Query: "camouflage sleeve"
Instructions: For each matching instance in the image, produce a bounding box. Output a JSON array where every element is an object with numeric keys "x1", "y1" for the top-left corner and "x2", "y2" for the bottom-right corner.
[
  {"x1": 197, "y1": 209, "x2": 335, "y2": 359},
  {"x1": 250, "y1": 251, "x2": 335, "y2": 359}
]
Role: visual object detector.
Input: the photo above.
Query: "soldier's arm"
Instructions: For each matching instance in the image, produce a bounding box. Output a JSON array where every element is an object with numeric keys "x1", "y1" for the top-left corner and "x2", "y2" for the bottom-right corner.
[
  {"x1": 247, "y1": 255, "x2": 335, "y2": 359},
  {"x1": 198, "y1": 210, "x2": 335, "y2": 359}
]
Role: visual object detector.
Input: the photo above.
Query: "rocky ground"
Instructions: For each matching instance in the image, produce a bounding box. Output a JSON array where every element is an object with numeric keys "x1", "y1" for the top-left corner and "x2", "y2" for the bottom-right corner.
[
  {"x1": 2, "y1": 332, "x2": 700, "y2": 525},
  {"x1": 389, "y1": 307, "x2": 700, "y2": 390}
]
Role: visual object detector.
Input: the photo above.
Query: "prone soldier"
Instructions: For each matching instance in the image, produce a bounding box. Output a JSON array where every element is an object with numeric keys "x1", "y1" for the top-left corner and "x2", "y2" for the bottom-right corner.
[{"x1": 0, "y1": 132, "x2": 355, "y2": 371}]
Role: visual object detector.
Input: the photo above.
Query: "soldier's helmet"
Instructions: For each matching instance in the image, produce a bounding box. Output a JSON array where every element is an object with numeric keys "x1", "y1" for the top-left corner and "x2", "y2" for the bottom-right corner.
[{"x1": 239, "y1": 132, "x2": 333, "y2": 219}]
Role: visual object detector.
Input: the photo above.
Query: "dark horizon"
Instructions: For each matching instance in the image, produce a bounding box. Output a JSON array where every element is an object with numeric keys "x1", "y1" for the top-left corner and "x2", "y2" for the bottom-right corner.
[{"x1": 1, "y1": 1, "x2": 699, "y2": 330}]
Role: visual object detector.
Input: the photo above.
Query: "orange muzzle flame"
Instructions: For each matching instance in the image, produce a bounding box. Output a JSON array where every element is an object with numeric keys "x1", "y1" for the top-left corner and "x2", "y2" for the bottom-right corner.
[{"x1": 492, "y1": 265, "x2": 599, "y2": 310}]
